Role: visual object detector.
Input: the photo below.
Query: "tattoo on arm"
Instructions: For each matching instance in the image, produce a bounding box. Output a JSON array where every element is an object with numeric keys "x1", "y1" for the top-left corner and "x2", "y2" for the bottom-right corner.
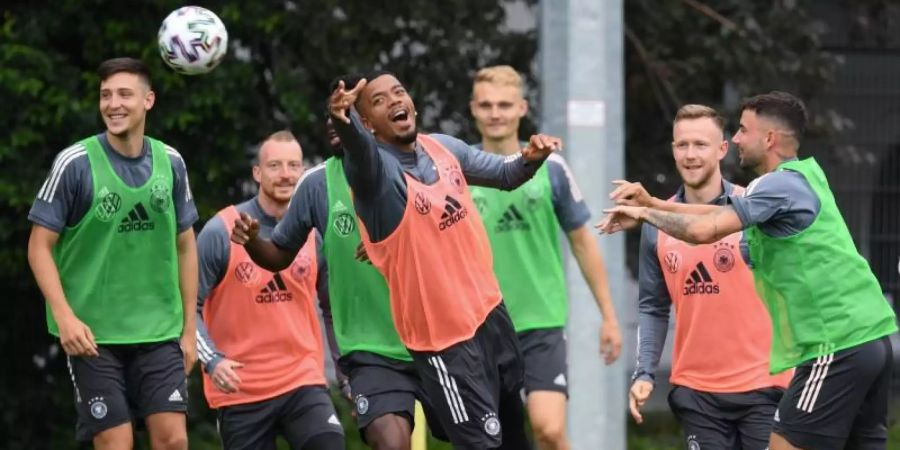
[
  {"x1": 645, "y1": 210, "x2": 694, "y2": 241},
  {"x1": 644, "y1": 206, "x2": 735, "y2": 243}
]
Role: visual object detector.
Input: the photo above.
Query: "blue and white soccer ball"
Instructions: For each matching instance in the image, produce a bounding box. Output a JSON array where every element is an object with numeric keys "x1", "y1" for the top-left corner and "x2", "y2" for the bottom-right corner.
[{"x1": 158, "y1": 6, "x2": 228, "y2": 75}]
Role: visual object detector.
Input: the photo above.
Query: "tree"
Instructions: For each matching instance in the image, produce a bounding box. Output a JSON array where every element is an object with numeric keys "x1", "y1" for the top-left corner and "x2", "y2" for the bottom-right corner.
[
  {"x1": 1, "y1": 0, "x2": 874, "y2": 447},
  {"x1": 0, "y1": 1, "x2": 534, "y2": 447}
]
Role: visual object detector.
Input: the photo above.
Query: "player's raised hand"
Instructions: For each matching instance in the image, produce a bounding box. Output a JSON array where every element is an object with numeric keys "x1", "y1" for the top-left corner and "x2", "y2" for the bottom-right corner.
[
  {"x1": 595, "y1": 206, "x2": 646, "y2": 235},
  {"x1": 521, "y1": 134, "x2": 562, "y2": 162},
  {"x1": 609, "y1": 180, "x2": 655, "y2": 207},
  {"x1": 629, "y1": 380, "x2": 654, "y2": 424},
  {"x1": 329, "y1": 79, "x2": 368, "y2": 124},
  {"x1": 231, "y1": 212, "x2": 260, "y2": 245}
]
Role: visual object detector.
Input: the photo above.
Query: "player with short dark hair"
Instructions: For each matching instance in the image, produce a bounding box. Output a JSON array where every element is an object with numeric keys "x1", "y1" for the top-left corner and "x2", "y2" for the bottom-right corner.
[
  {"x1": 27, "y1": 57, "x2": 198, "y2": 450},
  {"x1": 600, "y1": 91, "x2": 897, "y2": 450},
  {"x1": 235, "y1": 71, "x2": 560, "y2": 449},
  {"x1": 226, "y1": 77, "x2": 450, "y2": 450}
]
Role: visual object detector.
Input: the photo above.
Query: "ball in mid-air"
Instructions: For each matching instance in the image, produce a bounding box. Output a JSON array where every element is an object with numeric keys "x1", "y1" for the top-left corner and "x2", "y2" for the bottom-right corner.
[{"x1": 158, "y1": 6, "x2": 228, "y2": 75}]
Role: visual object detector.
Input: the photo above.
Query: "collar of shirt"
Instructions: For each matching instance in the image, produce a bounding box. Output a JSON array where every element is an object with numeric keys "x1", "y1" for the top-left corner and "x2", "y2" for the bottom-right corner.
[
  {"x1": 98, "y1": 132, "x2": 149, "y2": 162},
  {"x1": 249, "y1": 196, "x2": 279, "y2": 229}
]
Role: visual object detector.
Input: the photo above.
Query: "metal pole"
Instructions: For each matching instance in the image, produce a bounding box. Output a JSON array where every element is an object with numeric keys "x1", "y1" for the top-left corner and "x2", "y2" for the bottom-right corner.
[{"x1": 541, "y1": 0, "x2": 626, "y2": 448}]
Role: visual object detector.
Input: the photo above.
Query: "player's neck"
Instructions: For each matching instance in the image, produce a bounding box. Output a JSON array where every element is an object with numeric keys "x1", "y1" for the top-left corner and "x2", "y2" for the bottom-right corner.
[
  {"x1": 257, "y1": 194, "x2": 288, "y2": 221},
  {"x1": 106, "y1": 129, "x2": 145, "y2": 159},
  {"x1": 481, "y1": 135, "x2": 520, "y2": 156},
  {"x1": 683, "y1": 174, "x2": 724, "y2": 204}
]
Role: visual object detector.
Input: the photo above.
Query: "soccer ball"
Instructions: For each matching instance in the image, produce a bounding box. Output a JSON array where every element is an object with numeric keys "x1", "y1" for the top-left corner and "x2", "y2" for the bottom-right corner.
[{"x1": 158, "y1": 6, "x2": 228, "y2": 75}]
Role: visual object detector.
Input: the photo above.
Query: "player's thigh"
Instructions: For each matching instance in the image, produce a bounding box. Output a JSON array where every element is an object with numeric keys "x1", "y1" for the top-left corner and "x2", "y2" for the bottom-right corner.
[
  {"x1": 519, "y1": 328, "x2": 568, "y2": 396},
  {"x1": 342, "y1": 352, "x2": 419, "y2": 442},
  {"x1": 526, "y1": 390, "x2": 567, "y2": 438},
  {"x1": 93, "y1": 422, "x2": 134, "y2": 450},
  {"x1": 774, "y1": 338, "x2": 889, "y2": 450},
  {"x1": 68, "y1": 348, "x2": 133, "y2": 443},
  {"x1": 144, "y1": 411, "x2": 186, "y2": 449},
  {"x1": 279, "y1": 385, "x2": 345, "y2": 449},
  {"x1": 668, "y1": 386, "x2": 739, "y2": 450},
  {"x1": 410, "y1": 339, "x2": 502, "y2": 449},
  {"x1": 737, "y1": 389, "x2": 782, "y2": 450},
  {"x1": 846, "y1": 336, "x2": 892, "y2": 450},
  {"x1": 217, "y1": 399, "x2": 278, "y2": 450},
  {"x1": 487, "y1": 302, "x2": 526, "y2": 395},
  {"x1": 126, "y1": 340, "x2": 187, "y2": 419}
]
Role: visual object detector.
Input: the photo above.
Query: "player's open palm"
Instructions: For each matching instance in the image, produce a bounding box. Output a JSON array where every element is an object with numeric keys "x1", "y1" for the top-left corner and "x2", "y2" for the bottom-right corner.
[
  {"x1": 595, "y1": 206, "x2": 643, "y2": 235},
  {"x1": 211, "y1": 358, "x2": 245, "y2": 394},
  {"x1": 329, "y1": 79, "x2": 367, "y2": 124},
  {"x1": 609, "y1": 180, "x2": 655, "y2": 207},
  {"x1": 57, "y1": 314, "x2": 99, "y2": 357},
  {"x1": 231, "y1": 212, "x2": 260, "y2": 245},
  {"x1": 629, "y1": 380, "x2": 654, "y2": 424}
]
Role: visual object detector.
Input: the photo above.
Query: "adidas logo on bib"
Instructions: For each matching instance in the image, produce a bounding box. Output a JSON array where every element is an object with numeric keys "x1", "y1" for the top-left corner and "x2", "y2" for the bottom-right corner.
[
  {"x1": 168, "y1": 389, "x2": 183, "y2": 402},
  {"x1": 118, "y1": 203, "x2": 155, "y2": 233}
]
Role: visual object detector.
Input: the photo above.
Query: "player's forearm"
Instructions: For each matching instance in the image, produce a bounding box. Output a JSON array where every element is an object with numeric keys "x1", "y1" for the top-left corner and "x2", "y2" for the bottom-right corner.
[
  {"x1": 641, "y1": 208, "x2": 719, "y2": 244},
  {"x1": 464, "y1": 149, "x2": 540, "y2": 191},
  {"x1": 177, "y1": 229, "x2": 198, "y2": 334},
  {"x1": 634, "y1": 311, "x2": 669, "y2": 382},
  {"x1": 332, "y1": 110, "x2": 383, "y2": 199},
  {"x1": 245, "y1": 237, "x2": 294, "y2": 272},
  {"x1": 28, "y1": 242, "x2": 74, "y2": 321},
  {"x1": 648, "y1": 198, "x2": 721, "y2": 216},
  {"x1": 569, "y1": 227, "x2": 618, "y2": 324}
]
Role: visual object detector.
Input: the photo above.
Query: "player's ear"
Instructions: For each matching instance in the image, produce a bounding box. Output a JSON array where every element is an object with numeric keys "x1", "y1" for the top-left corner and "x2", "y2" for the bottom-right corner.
[
  {"x1": 518, "y1": 98, "x2": 529, "y2": 118},
  {"x1": 718, "y1": 140, "x2": 728, "y2": 161},
  {"x1": 144, "y1": 89, "x2": 156, "y2": 111},
  {"x1": 252, "y1": 165, "x2": 261, "y2": 184}
]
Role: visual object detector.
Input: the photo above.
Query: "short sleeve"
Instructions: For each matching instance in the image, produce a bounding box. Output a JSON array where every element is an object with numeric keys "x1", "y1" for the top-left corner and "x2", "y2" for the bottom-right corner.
[{"x1": 546, "y1": 154, "x2": 591, "y2": 232}]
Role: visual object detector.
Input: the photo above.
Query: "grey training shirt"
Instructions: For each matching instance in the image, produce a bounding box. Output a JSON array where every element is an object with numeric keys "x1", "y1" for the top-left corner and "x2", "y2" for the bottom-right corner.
[
  {"x1": 333, "y1": 110, "x2": 546, "y2": 242},
  {"x1": 728, "y1": 160, "x2": 821, "y2": 237},
  {"x1": 633, "y1": 180, "x2": 747, "y2": 383},
  {"x1": 195, "y1": 197, "x2": 329, "y2": 373},
  {"x1": 28, "y1": 133, "x2": 198, "y2": 233}
]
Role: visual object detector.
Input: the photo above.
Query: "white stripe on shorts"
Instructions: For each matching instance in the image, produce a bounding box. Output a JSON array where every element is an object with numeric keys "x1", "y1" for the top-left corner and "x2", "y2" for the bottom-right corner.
[
  {"x1": 797, "y1": 351, "x2": 834, "y2": 413},
  {"x1": 429, "y1": 356, "x2": 469, "y2": 423}
]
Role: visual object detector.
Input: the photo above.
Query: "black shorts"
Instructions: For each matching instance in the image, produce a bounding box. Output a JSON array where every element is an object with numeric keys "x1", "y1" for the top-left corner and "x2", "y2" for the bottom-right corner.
[
  {"x1": 667, "y1": 385, "x2": 783, "y2": 450},
  {"x1": 519, "y1": 327, "x2": 568, "y2": 395},
  {"x1": 67, "y1": 340, "x2": 187, "y2": 442},
  {"x1": 217, "y1": 385, "x2": 344, "y2": 450},
  {"x1": 773, "y1": 335, "x2": 893, "y2": 450},
  {"x1": 338, "y1": 351, "x2": 446, "y2": 442},
  {"x1": 409, "y1": 303, "x2": 527, "y2": 449}
]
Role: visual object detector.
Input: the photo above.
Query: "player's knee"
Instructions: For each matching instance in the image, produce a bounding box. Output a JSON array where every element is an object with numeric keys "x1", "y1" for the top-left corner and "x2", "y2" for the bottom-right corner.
[
  {"x1": 149, "y1": 429, "x2": 188, "y2": 450},
  {"x1": 367, "y1": 428, "x2": 411, "y2": 450},
  {"x1": 93, "y1": 429, "x2": 134, "y2": 450},
  {"x1": 370, "y1": 436, "x2": 410, "y2": 450},
  {"x1": 532, "y1": 419, "x2": 567, "y2": 448},
  {"x1": 366, "y1": 415, "x2": 412, "y2": 450}
]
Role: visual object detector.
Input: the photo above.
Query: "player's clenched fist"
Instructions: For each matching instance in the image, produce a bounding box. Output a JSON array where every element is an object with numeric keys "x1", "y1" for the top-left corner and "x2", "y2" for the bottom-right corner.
[
  {"x1": 521, "y1": 133, "x2": 563, "y2": 162},
  {"x1": 231, "y1": 212, "x2": 260, "y2": 245}
]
